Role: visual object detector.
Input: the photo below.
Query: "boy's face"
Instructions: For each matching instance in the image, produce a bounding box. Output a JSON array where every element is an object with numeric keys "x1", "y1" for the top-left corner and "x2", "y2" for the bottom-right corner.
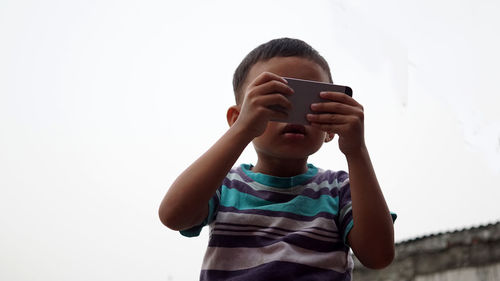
[{"x1": 242, "y1": 56, "x2": 331, "y2": 161}]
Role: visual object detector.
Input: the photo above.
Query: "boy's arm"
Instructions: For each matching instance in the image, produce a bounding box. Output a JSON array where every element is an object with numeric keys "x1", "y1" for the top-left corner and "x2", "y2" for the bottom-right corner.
[
  {"x1": 307, "y1": 92, "x2": 394, "y2": 269},
  {"x1": 158, "y1": 126, "x2": 252, "y2": 231},
  {"x1": 158, "y1": 72, "x2": 294, "y2": 231},
  {"x1": 345, "y1": 148, "x2": 395, "y2": 269}
]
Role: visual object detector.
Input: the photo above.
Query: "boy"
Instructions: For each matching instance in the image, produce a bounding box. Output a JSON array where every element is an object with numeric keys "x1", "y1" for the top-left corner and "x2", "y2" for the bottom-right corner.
[{"x1": 159, "y1": 38, "x2": 396, "y2": 280}]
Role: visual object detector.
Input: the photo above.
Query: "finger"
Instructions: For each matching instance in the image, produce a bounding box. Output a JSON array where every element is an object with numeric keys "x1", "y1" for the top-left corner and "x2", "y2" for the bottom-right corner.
[
  {"x1": 306, "y1": 113, "x2": 350, "y2": 125},
  {"x1": 309, "y1": 122, "x2": 349, "y2": 134},
  {"x1": 258, "y1": 93, "x2": 293, "y2": 111},
  {"x1": 266, "y1": 107, "x2": 289, "y2": 120},
  {"x1": 319, "y1": 91, "x2": 362, "y2": 108},
  {"x1": 251, "y1": 79, "x2": 294, "y2": 97},
  {"x1": 310, "y1": 115, "x2": 363, "y2": 134},
  {"x1": 310, "y1": 102, "x2": 363, "y2": 116},
  {"x1": 255, "y1": 105, "x2": 289, "y2": 120},
  {"x1": 251, "y1": 71, "x2": 288, "y2": 87}
]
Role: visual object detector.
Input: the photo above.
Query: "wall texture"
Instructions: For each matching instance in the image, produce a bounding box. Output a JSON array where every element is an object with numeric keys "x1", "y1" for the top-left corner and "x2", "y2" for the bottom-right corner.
[{"x1": 353, "y1": 222, "x2": 500, "y2": 281}]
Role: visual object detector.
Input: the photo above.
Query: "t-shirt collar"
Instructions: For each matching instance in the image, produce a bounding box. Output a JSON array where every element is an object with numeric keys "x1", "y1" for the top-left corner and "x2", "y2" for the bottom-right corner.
[{"x1": 240, "y1": 163, "x2": 318, "y2": 188}]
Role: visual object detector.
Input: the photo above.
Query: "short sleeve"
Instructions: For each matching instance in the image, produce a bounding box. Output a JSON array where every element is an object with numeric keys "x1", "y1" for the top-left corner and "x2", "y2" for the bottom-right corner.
[
  {"x1": 179, "y1": 188, "x2": 221, "y2": 237},
  {"x1": 336, "y1": 173, "x2": 354, "y2": 245},
  {"x1": 337, "y1": 174, "x2": 397, "y2": 246}
]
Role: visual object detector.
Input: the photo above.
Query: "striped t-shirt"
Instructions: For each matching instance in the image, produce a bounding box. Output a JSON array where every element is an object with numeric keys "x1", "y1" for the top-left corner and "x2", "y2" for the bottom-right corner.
[{"x1": 181, "y1": 163, "x2": 355, "y2": 280}]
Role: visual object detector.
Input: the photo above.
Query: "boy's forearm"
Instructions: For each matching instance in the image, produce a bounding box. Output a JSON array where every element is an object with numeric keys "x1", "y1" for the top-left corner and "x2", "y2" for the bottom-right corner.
[
  {"x1": 159, "y1": 125, "x2": 252, "y2": 231},
  {"x1": 345, "y1": 146, "x2": 395, "y2": 269}
]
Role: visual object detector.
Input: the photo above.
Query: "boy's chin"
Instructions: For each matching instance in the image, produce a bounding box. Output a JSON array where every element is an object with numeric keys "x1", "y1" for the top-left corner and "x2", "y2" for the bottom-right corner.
[{"x1": 254, "y1": 146, "x2": 322, "y2": 160}]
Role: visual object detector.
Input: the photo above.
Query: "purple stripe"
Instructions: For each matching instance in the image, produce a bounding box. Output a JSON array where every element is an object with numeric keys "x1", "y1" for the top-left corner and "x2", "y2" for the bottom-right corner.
[
  {"x1": 218, "y1": 206, "x2": 337, "y2": 221},
  {"x1": 211, "y1": 191, "x2": 220, "y2": 208},
  {"x1": 222, "y1": 178, "x2": 296, "y2": 202},
  {"x1": 234, "y1": 166, "x2": 254, "y2": 182},
  {"x1": 339, "y1": 185, "x2": 352, "y2": 207},
  {"x1": 215, "y1": 222, "x2": 289, "y2": 235},
  {"x1": 214, "y1": 227, "x2": 285, "y2": 238},
  {"x1": 307, "y1": 170, "x2": 349, "y2": 185},
  {"x1": 222, "y1": 177, "x2": 342, "y2": 202},
  {"x1": 338, "y1": 183, "x2": 352, "y2": 233},
  {"x1": 214, "y1": 222, "x2": 337, "y2": 239},
  {"x1": 208, "y1": 233, "x2": 348, "y2": 253},
  {"x1": 340, "y1": 212, "x2": 353, "y2": 234},
  {"x1": 209, "y1": 191, "x2": 220, "y2": 224},
  {"x1": 301, "y1": 186, "x2": 340, "y2": 199},
  {"x1": 234, "y1": 165, "x2": 349, "y2": 187},
  {"x1": 200, "y1": 260, "x2": 351, "y2": 281}
]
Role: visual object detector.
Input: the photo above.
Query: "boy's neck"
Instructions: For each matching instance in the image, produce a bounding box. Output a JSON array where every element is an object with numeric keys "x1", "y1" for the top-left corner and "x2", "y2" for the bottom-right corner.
[{"x1": 251, "y1": 157, "x2": 309, "y2": 177}]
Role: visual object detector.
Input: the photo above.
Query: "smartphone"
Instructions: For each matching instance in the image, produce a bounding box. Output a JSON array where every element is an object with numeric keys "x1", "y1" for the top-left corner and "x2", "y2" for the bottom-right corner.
[{"x1": 270, "y1": 77, "x2": 353, "y2": 125}]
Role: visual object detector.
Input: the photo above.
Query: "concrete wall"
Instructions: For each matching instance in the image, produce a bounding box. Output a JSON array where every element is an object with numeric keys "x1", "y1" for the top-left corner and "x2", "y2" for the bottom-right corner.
[
  {"x1": 352, "y1": 222, "x2": 500, "y2": 281},
  {"x1": 414, "y1": 263, "x2": 500, "y2": 281}
]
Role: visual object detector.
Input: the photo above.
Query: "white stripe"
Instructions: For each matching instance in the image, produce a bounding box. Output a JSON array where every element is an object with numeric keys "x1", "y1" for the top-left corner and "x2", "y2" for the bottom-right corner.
[
  {"x1": 339, "y1": 202, "x2": 352, "y2": 223},
  {"x1": 216, "y1": 211, "x2": 339, "y2": 235},
  {"x1": 212, "y1": 227, "x2": 339, "y2": 242},
  {"x1": 201, "y1": 241, "x2": 353, "y2": 273},
  {"x1": 214, "y1": 223, "x2": 339, "y2": 238}
]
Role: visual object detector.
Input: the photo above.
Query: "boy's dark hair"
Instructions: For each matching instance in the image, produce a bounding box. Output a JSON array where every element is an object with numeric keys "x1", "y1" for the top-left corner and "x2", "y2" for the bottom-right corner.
[{"x1": 232, "y1": 38, "x2": 333, "y2": 104}]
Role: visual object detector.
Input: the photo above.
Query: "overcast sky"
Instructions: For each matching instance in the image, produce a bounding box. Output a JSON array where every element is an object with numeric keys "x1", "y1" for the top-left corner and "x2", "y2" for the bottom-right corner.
[{"x1": 1, "y1": 0, "x2": 499, "y2": 280}]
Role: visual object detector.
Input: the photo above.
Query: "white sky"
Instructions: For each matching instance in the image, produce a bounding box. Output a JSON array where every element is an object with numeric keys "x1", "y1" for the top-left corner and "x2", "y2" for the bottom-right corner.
[{"x1": 1, "y1": 0, "x2": 499, "y2": 280}]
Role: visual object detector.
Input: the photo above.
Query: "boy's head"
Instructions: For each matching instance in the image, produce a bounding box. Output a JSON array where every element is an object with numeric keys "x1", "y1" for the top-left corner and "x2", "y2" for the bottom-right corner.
[
  {"x1": 232, "y1": 38, "x2": 333, "y2": 104},
  {"x1": 227, "y1": 38, "x2": 336, "y2": 162}
]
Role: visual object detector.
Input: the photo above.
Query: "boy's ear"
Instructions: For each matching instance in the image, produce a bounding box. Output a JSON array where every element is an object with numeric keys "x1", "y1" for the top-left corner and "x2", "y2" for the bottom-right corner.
[{"x1": 226, "y1": 105, "x2": 241, "y2": 127}]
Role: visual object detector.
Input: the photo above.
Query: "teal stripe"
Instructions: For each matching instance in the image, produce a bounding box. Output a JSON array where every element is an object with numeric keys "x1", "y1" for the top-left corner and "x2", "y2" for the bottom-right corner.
[
  {"x1": 180, "y1": 197, "x2": 217, "y2": 238},
  {"x1": 241, "y1": 164, "x2": 318, "y2": 188},
  {"x1": 220, "y1": 185, "x2": 339, "y2": 217},
  {"x1": 391, "y1": 212, "x2": 398, "y2": 222}
]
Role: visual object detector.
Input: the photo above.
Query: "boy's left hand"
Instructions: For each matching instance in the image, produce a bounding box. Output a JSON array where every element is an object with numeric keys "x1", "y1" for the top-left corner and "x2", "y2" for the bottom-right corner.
[{"x1": 306, "y1": 91, "x2": 365, "y2": 156}]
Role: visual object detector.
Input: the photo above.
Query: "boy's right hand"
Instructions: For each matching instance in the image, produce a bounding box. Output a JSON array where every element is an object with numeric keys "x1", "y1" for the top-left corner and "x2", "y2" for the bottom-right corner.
[{"x1": 231, "y1": 72, "x2": 294, "y2": 139}]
